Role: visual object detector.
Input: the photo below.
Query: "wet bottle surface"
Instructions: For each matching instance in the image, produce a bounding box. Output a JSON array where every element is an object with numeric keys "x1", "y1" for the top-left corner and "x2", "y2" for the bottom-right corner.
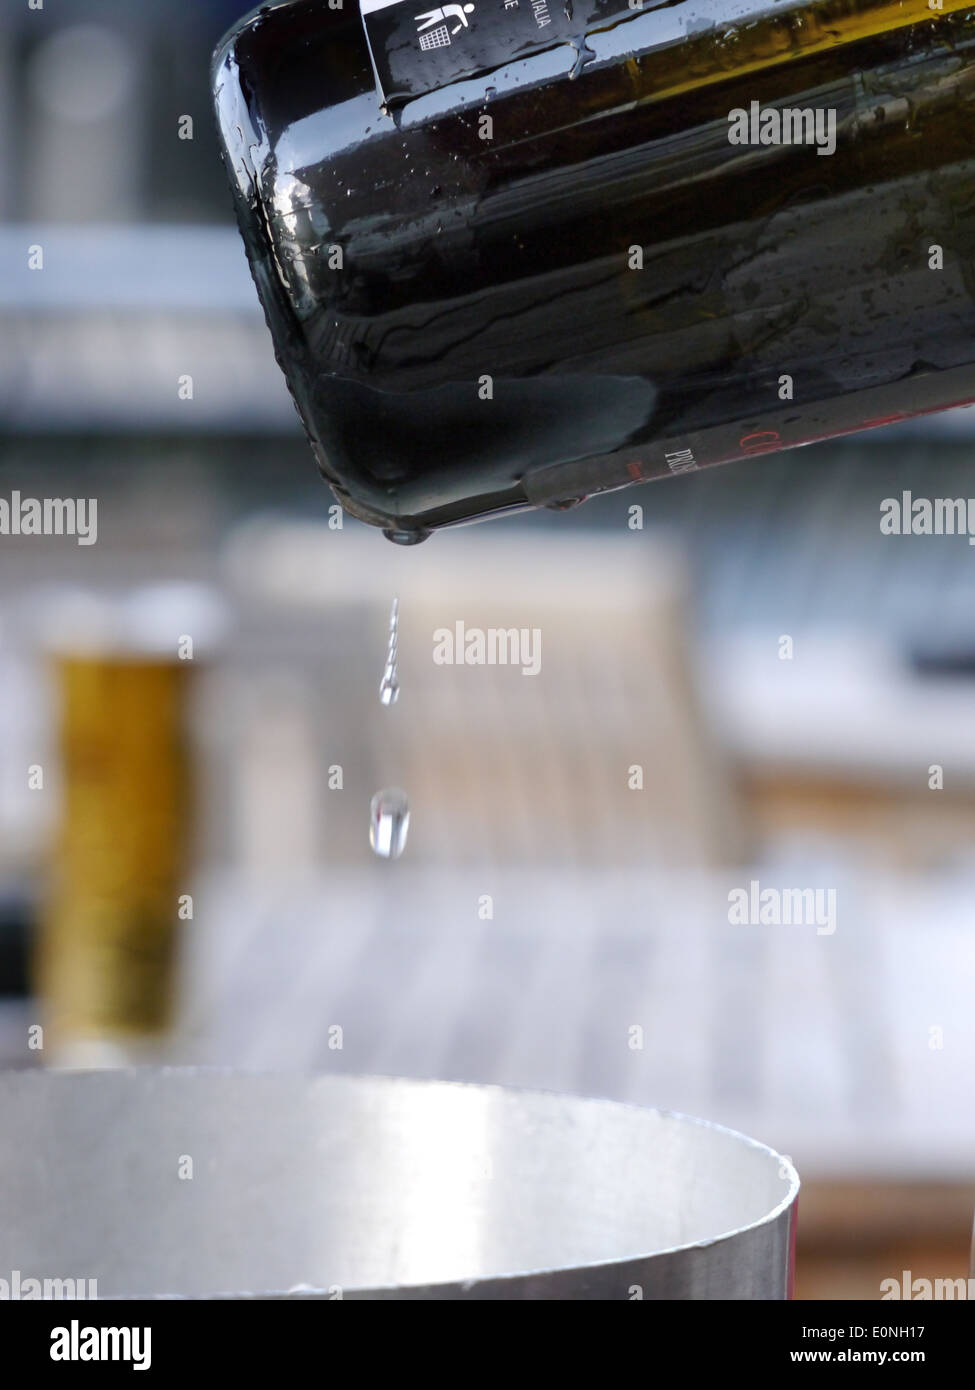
[{"x1": 213, "y1": 0, "x2": 975, "y2": 543}]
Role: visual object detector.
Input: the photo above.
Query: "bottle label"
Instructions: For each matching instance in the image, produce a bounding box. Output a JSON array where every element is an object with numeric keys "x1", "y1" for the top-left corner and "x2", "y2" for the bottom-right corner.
[
  {"x1": 520, "y1": 365, "x2": 975, "y2": 507},
  {"x1": 360, "y1": 0, "x2": 636, "y2": 105}
]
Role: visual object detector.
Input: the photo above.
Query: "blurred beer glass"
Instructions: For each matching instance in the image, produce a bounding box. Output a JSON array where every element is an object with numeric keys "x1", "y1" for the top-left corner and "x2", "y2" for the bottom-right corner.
[{"x1": 35, "y1": 586, "x2": 221, "y2": 1067}]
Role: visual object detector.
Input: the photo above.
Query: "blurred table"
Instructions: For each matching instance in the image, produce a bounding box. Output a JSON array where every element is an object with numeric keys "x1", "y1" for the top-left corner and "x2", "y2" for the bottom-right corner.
[{"x1": 169, "y1": 864, "x2": 975, "y2": 1182}]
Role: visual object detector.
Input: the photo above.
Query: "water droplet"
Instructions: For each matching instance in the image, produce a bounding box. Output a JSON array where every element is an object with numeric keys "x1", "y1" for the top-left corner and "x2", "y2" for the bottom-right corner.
[
  {"x1": 384, "y1": 527, "x2": 432, "y2": 545},
  {"x1": 380, "y1": 669, "x2": 399, "y2": 705},
  {"x1": 568, "y1": 39, "x2": 596, "y2": 80},
  {"x1": 370, "y1": 788, "x2": 410, "y2": 859},
  {"x1": 379, "y1": 597, "x2": 400, "y2": 705}
]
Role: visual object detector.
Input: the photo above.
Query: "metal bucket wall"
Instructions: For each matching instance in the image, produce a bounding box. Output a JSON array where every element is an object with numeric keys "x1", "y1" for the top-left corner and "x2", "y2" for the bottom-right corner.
[{"x1": 0, "y1": 1071, "x2": 799, "y2": 1299}]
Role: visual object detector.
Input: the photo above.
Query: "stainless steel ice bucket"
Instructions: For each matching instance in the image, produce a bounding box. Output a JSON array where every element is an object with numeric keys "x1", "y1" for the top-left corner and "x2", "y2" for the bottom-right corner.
[{"x1": 0, "y1": 1071, "x2": 798, "y2": 1299}]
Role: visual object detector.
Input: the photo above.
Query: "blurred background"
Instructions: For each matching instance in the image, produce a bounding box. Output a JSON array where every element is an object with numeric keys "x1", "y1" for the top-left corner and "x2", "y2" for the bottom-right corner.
[{"x1": 1, "y1": 0, "x2": 974, "y2": 1300}]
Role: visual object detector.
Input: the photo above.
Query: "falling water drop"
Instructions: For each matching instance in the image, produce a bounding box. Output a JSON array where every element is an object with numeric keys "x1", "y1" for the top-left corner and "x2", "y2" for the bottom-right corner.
[
  {"x1": 373, "y1": 600, "x2": 409, "y2": 855},
  {"x1": 370, "y1": 788, "x2": 410, "y2": 859},
  {"x1": 379, "y1": 668, "x2": 398, "y2": 705},
  {"x1": 379, "y1": 596, "x2": 400, "y2": 705}
]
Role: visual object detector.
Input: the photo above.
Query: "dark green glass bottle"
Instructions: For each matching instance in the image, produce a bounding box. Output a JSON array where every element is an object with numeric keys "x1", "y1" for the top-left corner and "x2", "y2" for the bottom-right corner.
[{"x1": 213, "y1": 0, "x2": 975, "y2": 542}]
